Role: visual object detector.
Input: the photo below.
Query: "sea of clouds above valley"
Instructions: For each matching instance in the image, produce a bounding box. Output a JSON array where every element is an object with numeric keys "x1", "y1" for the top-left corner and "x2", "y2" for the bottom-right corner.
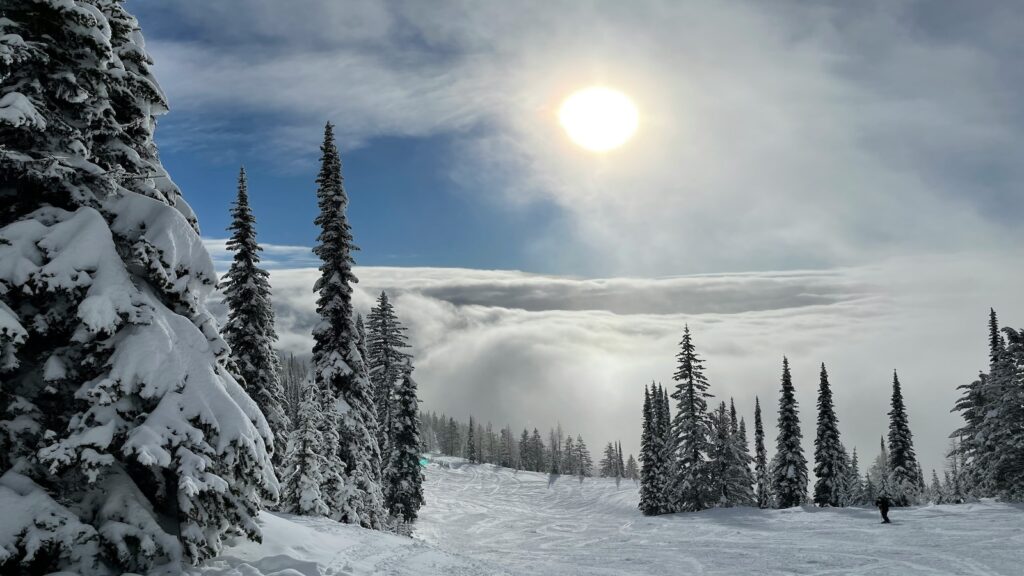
[{"x1": 205, "y1": 241, "x2": 1022, "y2": 475}]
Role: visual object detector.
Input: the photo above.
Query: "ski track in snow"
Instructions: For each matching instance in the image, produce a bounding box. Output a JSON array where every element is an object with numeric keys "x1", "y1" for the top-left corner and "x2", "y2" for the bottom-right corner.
[{"x1": 416, "y1": 458, "x2": 1024, "y2": 576}]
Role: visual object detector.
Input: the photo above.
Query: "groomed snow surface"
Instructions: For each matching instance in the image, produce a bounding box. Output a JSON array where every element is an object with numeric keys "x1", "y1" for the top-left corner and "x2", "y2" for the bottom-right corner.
[{"x1": 198, "y1": 456, "x2": 1023, "y2": 575}]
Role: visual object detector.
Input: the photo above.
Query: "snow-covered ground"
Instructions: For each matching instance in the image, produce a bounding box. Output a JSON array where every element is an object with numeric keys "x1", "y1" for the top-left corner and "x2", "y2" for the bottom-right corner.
[{"x1": 199, "y1": 457, "x2": 1023, "y2": 575}]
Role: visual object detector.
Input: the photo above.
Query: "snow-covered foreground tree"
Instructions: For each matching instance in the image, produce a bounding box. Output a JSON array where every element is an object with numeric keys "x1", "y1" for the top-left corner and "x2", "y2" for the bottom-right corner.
[
  {"x1": 221, "y1": 167, "x2": 290, "y2": 470},
  {"x1": 310, "y1": 123, "x2": 387, "y2": 529},
  {"x1": 0, "y1": 2, "x2": 276, "y2": 573}
]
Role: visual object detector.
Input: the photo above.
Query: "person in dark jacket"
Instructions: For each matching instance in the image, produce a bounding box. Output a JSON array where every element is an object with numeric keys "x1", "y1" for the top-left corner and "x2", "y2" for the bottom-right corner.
[{"x1": 875, "y1": 495, "x2": 892, "y2": 524}]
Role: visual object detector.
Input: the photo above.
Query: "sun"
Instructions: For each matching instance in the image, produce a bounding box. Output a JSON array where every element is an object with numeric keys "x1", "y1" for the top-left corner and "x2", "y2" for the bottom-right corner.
[{"x1": 558, "y1": 86, "x2": 639, "y2": 153}]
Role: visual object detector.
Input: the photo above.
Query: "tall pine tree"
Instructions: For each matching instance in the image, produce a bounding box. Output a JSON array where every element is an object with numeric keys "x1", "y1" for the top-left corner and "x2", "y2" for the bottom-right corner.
[
  {"x1": 221, "y1": 167, "x2": 290, "y2": 470},
  {"x1": 670, "y1": 326, "x2": 712, "y2": 511},
  {"x1": 771, "y1": 357, "x2": 808, "y2": 508},
  {"x1": 754, "y1": 396, "x2": 771, "y2": 508},
  {"x1": 310, "y1": 122, "x2": 385, "y2": 528},
  {"x1": 887, "y1": 371, "x2": 919, "y2": 506},
  {"x1": 813, "y1": 364, "x2": 844, "y2": 507}
]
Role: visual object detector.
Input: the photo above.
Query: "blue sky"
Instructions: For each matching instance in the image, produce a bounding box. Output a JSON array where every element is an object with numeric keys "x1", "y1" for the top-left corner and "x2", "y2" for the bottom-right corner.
[{"x1": 157, "y1": 127, "x2": 559, "y2": 270}]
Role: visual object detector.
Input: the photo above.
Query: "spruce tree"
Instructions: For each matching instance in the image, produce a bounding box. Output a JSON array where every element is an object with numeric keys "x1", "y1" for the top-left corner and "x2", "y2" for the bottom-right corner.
[
  {"x1": 466, "y1": 416, "x2": 477, "y2": 463},
  {"x1": 562, "y1": 435, "x2": 577, "y2": 475},
  {"x1": 577, "y1": 435, "x2": 594, "y2": 479},
  {"x1": 887, "y1": 371, "x2": 919, "y2": 506},
  {"x1": 530, "y1": 429, "x2": 545, "y2": 472},
  {"x1": 658, "y1": 385, "x2": 676, "y2": 513},
  {"x1": 282, "y1": 378, "x2": 329, "y2": 517},
  {"x1": 221, "y1": 167, "x2": 290, "y2": 470},
  {"x1": 708, "y1": 402, "x2": 732, "y2": 506},
  {"x1": 384, "y1": 363, "x2": 424, "y2": 530},
  {"x1": 929, "y1": 469, "x2": 944, "y2": 504},
  {"x1": 846, "y1": 447, "x2": 865, "y2": 505},
  {"x1": 365, "y1": 291, "x2": 411, "y2": 457},
  {"x1": 0, "y1": 3, "x2": 277, "y2": 571},
  {"x1": 519, "y1": 429, "x2": 531, "y2": 469},
  {"x1": 670, "y1": 325, "x2": 712, "y2": 511},
  {"x1": 600, "y1": 443, "x2": 619, "y2": 477},
  {"x1": 735, "y1": 416, "x2": 757, "y2": 505},
  {"x1": 625, "y1": 454, "x2": 639, "y2": 481},
  {"x1": 754, "y1": 396, "x2": 771, "y2": 508},
  {"x1": 771, "y1": 357, "x2": 808, "y2": 508},
  {"x1": 869, "y1": 436, "x2": 891, "y2": 499},
  {"x1": 310, "y1": 122, "x2": 385, "y2": 529},
  {"x1": 639, "y1": 386, "x2": 659, "y2": 514},
  {"x1": 813, "y1": 364, "x2": 844, "y2": 507}
]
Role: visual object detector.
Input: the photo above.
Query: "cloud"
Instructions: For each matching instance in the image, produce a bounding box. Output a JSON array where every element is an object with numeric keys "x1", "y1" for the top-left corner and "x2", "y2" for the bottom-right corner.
[
  {"x1": 145, "y1": 0, "x2": 1024, "y2": 275},
  {"x1": 203, "y1": 238, "x2": 319, "y2": 269},
  {"x1": 206, "y1": 253, "x2": 1024, "y2": 477}
]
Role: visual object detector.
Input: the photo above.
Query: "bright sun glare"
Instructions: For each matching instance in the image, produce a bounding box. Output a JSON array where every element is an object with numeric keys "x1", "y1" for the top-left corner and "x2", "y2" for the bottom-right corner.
[{"x1": 558, "y1": 86, "x2": 639, "y2": 153}]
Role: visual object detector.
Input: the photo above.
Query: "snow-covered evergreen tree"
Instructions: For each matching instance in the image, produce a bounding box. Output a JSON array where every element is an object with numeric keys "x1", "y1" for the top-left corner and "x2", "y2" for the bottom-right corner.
[
  {"x1": 770, "y1": 357, "x2": 808, "y2": 508},
  {"x1": 365, "y1": 291, "x2": 410, "y2": 458},
  {"x1": 845, "y1": 447, "x2": 865, "y2": 505},
  {"x1": 562, "y1": 435, "x2": 577, "y2": 475},
  {"x1": 600, "y1": 442, "x2": 619, "y2": 478},
  {"x1": 929, "y1": 469, "x2": 944, "y2": 504},
  {"x1": 977, "y1": 323, "x2": 1024, "y2": 500},
  {"x1": 708, "y1": 401, "x2": 754, "y2": 507},
  {"x1": 384, "y1": 363, "x2": 424, "y2": 530},
  {"x1": 868, "y1": 436, "x2": 891, "y2": 500},
  {"x1": 280, "y1": 353, "x2": 311, "y2": 429},
  {"x1": 0, "y1": 2, "x2": 278, "y2": 572},
  {"x1": 625, "y1": 454, "x2": 639, "y2": 481},
  {"x1": 310, "y1": 122, "x2": 385, "y2": 529},
  {"x1": 670, "y1": 325, "x2": 712, "y2": 511},
  {"x1": 887, "y1": 371, "x2": 919, "y2": 506},
  {"x1": 813, "y1": 364, "x2": 845, "y2": 507},
  {"x1": 221, "y1": 166, "x2": 290, "y2": 470},
  {"x1": 754, "y1": 396, "x2": 771, "y2": 508},
  {"x1": 576, "y1": 434, "x2": 594, "y2": 480},
  {"x1": 282, "y1": 377, "x2": 329, "y2": 517},
  {"x1": 466, "y1": 416, "x2": 477, "y2": 463},
  {"x1": 639, "y1": 386, "x2": 659, "y2": 514},
  {"x1": 529, "y1": 428, "x2": 545, "y2": 472},
  {"x1": 735, "y1": 415, "x2": 756, "y2": 505}
]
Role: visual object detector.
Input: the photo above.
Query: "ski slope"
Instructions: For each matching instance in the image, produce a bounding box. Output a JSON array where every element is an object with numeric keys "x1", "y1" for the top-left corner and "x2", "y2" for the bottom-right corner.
[
  {"x1": 198, "y1": 457, "x2": 1023, "y2": 575},
  {"x1": 417, "y1": 457, "x2": 1024, "y2": 576}
]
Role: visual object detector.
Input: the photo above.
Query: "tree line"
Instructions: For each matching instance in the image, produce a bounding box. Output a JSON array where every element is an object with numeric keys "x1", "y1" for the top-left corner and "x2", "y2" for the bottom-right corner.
[
  {"x1": 415, "y1": 412, "x2": 638, "y2": 482},
  {"x1": 639, "y1": 317, "x2": 1024, "y2": 516}
]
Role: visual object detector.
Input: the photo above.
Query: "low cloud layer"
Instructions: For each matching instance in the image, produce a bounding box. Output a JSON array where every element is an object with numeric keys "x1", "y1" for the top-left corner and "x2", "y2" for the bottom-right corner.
[{"x1": 207, "y1": 251, "x2": 1024, "y2": 476}]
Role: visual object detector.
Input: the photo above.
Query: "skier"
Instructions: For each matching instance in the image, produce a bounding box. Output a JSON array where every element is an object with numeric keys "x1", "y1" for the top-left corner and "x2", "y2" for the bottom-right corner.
[{"x1": 875, "y1": 495, "x2": 892, "y2": 524}]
